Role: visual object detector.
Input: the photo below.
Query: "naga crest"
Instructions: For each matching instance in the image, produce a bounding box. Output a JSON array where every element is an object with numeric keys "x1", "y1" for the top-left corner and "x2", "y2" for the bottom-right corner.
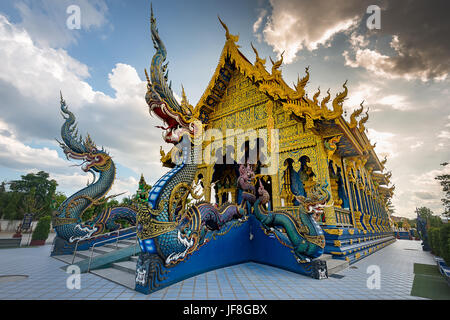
[
  {"x1": 295, "y1": 182, "x2": 331, "y2": 221},
  {"x1": 58, "y1": 93, "x2": 111, "y2": 174},
  {"x1": 145, "y1": 6, "x2": 201, "y2": 144}
]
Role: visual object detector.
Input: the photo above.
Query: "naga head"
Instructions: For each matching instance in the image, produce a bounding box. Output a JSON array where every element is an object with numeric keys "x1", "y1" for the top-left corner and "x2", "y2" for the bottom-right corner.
[
  {"x1": 58, "y1": 93, "x2": 112, "y2": 174},
  {"x1": 295, "y1": 182, "x2": 331, "y2": 221},
  {"x1": 145, "y1": 6, "x2": 201, "y2": 144}
]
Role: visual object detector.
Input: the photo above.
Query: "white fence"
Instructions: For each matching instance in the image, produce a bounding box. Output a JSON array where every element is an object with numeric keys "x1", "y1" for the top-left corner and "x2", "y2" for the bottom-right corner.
[{"x1": 0, "y1": 219, "x2": 38, "y2": 233}]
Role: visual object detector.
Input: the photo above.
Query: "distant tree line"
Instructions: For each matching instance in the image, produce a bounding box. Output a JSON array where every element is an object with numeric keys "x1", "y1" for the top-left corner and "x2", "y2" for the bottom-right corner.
[
  {"x1": 0, "y1": 171, "x2": 58, "y2": 221},
  {"x1": 0, "y1": 171, "x2": 141, "y2": 224}
]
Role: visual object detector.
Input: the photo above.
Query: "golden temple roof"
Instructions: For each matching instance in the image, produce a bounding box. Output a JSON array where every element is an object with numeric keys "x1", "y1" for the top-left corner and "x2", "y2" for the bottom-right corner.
[{"x1": 194, "y1": 18, "x2": 385, "y2": 172}]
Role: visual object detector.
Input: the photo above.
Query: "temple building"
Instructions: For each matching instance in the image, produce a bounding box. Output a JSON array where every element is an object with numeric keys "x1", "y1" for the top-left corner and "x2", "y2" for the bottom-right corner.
[{"x1": 158, "y1": 20, "x2": 396, "y2": 264}]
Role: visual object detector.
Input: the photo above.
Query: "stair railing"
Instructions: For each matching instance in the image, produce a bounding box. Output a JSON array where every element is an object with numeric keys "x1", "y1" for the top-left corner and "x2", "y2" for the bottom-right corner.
[
  {"x1": 87, "y1": 231, "x2": 137, "y2": 272},
  {"x1": 71, "y1": 226, "x2": 136, "y2": 264}
]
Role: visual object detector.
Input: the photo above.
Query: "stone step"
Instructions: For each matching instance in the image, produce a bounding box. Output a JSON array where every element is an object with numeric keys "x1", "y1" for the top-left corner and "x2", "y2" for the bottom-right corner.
[
  {"x1": 90, "y1": 267, "x2": 135, "y2": 289},
  {"x1": 118, "y1": 239, "x2": 137, "y2": 246},
  {"x1": 320, "y1": 254, "x2": 334, "y2": 261},
  {"x1": 93, "y1": 246, "x2": 118, "y2": 254},
  {"x1": 112, "y1": 260, "x2": 137, "y2": 274},
  {"x1": 53, "y1": 254, "x2": 84, "y2": 264},
  {"x1": 75, "y1": 250, "x2": 103, "y2": 260},
  {"x1": 326, "y1": 258, "x2": 349, "y2": 275},
  {"x1": 130, "y1": 255, "x2": 138, "y2": 262},
  {"x1": 103, "y1": 242, "x2": 131, "y2": 250}
]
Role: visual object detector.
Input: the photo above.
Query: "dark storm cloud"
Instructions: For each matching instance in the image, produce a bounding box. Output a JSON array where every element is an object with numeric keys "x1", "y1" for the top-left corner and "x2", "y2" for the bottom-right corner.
[
  {"x1": 376, "y1": 0, "x2": 450, "y2": 80},
  {"x1": 258, "y1": 0, "x2": 450, "y2": 80}
]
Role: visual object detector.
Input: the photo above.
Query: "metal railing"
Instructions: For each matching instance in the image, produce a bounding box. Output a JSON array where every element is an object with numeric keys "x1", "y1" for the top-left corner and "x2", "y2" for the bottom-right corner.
[
  {"x1": 71, "y1": 226, "x2": 136, "y2": 264},
  {"x1": 87, "y1": 231, "x2": 138, "y2": 272}
]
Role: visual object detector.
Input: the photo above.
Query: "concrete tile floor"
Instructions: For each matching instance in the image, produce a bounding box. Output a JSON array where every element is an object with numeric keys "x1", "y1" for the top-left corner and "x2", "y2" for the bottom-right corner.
[{"x1": 0, "y1": 239, "x2": 436, "y2": 300}]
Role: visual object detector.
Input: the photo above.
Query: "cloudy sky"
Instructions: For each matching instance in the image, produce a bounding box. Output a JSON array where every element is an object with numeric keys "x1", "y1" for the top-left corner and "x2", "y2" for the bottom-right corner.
[{"x1": 0, "y1": 0, "x2": 448, "y2": 219}]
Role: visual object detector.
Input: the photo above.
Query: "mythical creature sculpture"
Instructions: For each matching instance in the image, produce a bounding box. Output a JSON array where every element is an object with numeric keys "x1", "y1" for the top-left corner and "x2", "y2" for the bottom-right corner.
[
  {"x1": 253, "y1": 178, "x2": 328, "y2": 263},
  {"x1": 136, "y1": 6, "x2": 246, "y2": 269},
  {"x1": 135, "y1": 7, "x2": 329, "y2": 293},
  {"x1": 53, "y1": 95, "x2": 138, "y2": 244}
]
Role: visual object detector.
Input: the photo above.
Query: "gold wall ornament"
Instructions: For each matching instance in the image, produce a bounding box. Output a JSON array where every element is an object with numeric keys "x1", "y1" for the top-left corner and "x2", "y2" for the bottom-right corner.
[
  {"x1": 324, "y1": 135, "x2": 342, "y2": 161},
  {"x1": 137, "y1": 214, "x2": 178, "y2": 240},
  {"x1": 52, "y1": 217, "x2": 78, "y2": 227},
  {"x1": 353, "y1": 211, "x2": 364, "y2": 230},
  {"x1": 304, "y1": 234, "x2": 326, "y2": 248},
  {"x1": 323, "y1": 228, "x2": 344, "y2": 236}
]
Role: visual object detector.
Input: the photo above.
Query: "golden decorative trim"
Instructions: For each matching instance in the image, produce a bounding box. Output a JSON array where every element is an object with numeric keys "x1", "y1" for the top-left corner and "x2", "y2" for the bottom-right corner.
[
  {"x1": 137, "y1": 215, "x2": 178, "y2": 240},
  {"x1": 52, "y1": 217, "x2": 78, "y2": 226},
  {"x1": 323, "y1": 228, "x2": 344, "y2": 236}
]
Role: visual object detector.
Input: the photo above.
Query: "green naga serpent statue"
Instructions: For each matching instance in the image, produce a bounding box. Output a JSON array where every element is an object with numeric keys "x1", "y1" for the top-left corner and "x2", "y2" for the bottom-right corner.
[
  {"x1": 53, "y1": 94, "x2": 138, "y2": 244},
  {"x1": 135, "y1": 7, "x2": 329, "y2": 293},
  {"x1": 253, "y1": 180, "x2": 329, "y2": 263}
]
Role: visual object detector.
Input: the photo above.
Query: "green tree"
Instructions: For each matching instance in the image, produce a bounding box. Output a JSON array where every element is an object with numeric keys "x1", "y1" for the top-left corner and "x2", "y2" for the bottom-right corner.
[
  {"x1": 3, "y1": 192, "x2": 21, "y2": 220},
  {"x1": 417, "y1": 207, "x2": 442, "y2": 228},
  {"x1": 435, "y1": 162, "x2": 449, "y2": 216},
  {"x1": 52, "y1": 192, "x2": 67, "y2": 212},
  {"x1": 8, "y1": 171, "x2": 58, "y2": 219}
]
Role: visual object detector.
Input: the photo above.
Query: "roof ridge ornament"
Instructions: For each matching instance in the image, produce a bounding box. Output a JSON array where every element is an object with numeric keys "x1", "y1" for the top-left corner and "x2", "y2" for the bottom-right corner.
[
  {"x1": 358, "y1": 107, "x2": 369, "y2": 133},
  {"x1": 269, "y1": 51, "x2": 284, "y2": 71},
  {"x1": 294, "y1": 66, "x2": 310, "y2": 96},
  {"x1": 251, "y1": 42, "x2": 266, "y2": 71},
  {"x1": 268, "y1": 51, "x2": 284, "y2": 82},
  {"x1": 218, "y1": 16, "x2": 239, "y2": 44},
  {"x1": 331, "y1": 80, "x2": 347, "y2": 116},
  {"x1": 349, "y1": 101, "x2": 364, "y2": 129},
  {"x1": 381, "y1": 155, "x2": 388, "y2": 167},
  {"x1": 321, "y1": 89, "x2": 331, "y2": 110},
  {"x1": 313, "y1": 87, "x2": 321, "y2": 105}
]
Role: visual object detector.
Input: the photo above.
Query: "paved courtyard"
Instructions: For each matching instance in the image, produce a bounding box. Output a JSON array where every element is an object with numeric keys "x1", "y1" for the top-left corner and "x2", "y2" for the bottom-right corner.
[{"x1": 0, "y1": 239, "x2": 437, "y2": 300}]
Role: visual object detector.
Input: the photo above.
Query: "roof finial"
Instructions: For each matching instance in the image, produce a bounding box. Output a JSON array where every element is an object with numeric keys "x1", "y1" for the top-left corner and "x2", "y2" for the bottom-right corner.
[
  {"x1": 218, "y1": 16, "x2": 239, "y2": 43},
  {"x1": 313, "y1": 87, "x2": 321, "y2": 105},
  {"x1": 251, "y1": 42, "x2": 266, "y2": 69},
  {"x1": 331, "y1": 80, "x2": 347, "y2": 116},
  {"x1": 349, "y1": 101, "x2": 364, "y2": 129},
  {"x1": 358, "y1": 107, "x2": 370, "y2": 132},
  {"x1": 181, "y1": 84, "x2": 188, "y2": 104}
]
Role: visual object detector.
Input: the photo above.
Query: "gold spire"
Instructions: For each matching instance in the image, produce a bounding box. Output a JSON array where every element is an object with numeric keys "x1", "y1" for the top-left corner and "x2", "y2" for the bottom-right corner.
[
  {"x1": 180, "y1": 85, "x2": 193, "y2": 116},
  {"x1": 181, "y1": 85, "x2": 188, "y2": 104}
]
